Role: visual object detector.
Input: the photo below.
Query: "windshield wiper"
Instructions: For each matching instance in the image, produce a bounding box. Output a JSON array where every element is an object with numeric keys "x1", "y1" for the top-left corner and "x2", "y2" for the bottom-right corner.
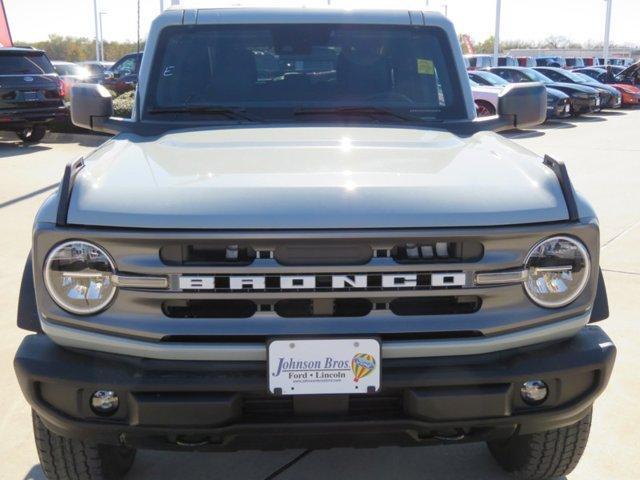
[
  {"x1": 147, "y1": 105, "x2": 262, "y2": 122},
  {"x1": 293, "y1": 106, "x2": 436, "y2": 123}
]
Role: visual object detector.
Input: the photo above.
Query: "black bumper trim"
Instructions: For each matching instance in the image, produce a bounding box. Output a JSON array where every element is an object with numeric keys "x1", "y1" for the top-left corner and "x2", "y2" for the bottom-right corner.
[{"x1": 15, "y1": 326, "x2": 615, "y2": 451}]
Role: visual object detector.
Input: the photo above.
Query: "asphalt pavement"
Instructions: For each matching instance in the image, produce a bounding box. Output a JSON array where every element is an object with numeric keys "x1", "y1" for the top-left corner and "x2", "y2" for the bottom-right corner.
[{"x1": 1, "y1": 111, "x2": 639, "y2": 480}]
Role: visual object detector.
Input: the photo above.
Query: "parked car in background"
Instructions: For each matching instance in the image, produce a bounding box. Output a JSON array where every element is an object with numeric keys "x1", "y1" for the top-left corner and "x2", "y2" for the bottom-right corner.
[
  {"x1": 535, "y1": 56, "x2": 566, "y2": 68},
  {"x1": 614, "y1": 62, "x2": 640, "y2": 86},
  {"x1": 574, "y1": 67, "x2": 640, "y2": 106},
  {"x1": 534, "y1": 67, "x2": 621, "y2": 109},
  {"x1": 102, "y1": 52, "x2": 142, "y2": 94},
  {"x1": 469, "y1": 78, "x2": 501, "y2": 116},
  {"x1": 516, "y1": 56, "x2": 536, "y2": 67},
  {"x1": 469, "y1": 69, "x2": 570, "y2": 120},
  {"x1": 489, "y1": 66, "x2": 600, "y2": 115},
  {"x1": 497, "y1": 56, "x2": 517, "y2": 67},
  {"x1": 565, "y1": 57, "x2": 585, "y2": 68},
  {"x1": 0, "y1": 48, "x2": 65, "y2": 143},
  {"x1": 52, "y1": 61, "x2": 90, "y2": 102},
  {"x1": 78, "y1": 61, "x2": 114, "y2": 83},
  {"x1": 464, "y1": 54, "x2": 494, "y2": 70},
  {"x1": 582, "y1": 57, "x2": 596, "y2": 66}
]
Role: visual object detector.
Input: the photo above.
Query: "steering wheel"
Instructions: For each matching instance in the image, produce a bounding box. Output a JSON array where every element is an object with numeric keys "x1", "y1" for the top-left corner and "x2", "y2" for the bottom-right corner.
[{"x1": 366, "y1": 92, "x2": 414, "y2": 103}]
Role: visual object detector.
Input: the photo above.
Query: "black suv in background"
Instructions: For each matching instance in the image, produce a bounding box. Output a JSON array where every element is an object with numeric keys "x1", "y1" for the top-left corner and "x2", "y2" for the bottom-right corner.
[{"x1": 0, "y1": 48, "x2": 65, "y2": 143}]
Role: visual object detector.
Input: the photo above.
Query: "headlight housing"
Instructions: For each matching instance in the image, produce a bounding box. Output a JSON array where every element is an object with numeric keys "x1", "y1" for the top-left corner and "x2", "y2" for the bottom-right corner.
[
  {"x1": 44, "y1": 241, "x2": 116, "y2": 315},
  {"x1": 524, "y1": 236, "x2": 591, "y2": 308}
]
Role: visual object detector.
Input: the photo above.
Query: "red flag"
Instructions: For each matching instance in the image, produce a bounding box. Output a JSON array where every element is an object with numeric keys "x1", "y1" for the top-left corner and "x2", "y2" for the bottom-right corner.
[{"x1": 0, "y1": 0, "x2": 13, "y2": 47}]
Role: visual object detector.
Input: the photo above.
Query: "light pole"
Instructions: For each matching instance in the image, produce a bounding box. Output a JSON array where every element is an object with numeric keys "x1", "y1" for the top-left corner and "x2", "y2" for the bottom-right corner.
[
  {"x1": 603, "y1": 0, "x2": 613, "y2": 65},
  {"x1": 493, "y1": 0, "x2": 501, "y2": 66},
  {"x1": 93, "y1": 0, "x2": 99, "y2": 61},
  {"x1": 99, "y1": 12, "x2": 107, "y2": 61},
  {"x1": 160, "y1": 0, "x2": 164, "y2": 12}
]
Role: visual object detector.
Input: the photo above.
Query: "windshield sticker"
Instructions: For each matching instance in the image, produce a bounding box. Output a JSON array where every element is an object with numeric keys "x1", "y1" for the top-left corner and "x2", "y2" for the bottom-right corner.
[{"x1": 417, "y1": 58, "x2": 434, "y2": 75}]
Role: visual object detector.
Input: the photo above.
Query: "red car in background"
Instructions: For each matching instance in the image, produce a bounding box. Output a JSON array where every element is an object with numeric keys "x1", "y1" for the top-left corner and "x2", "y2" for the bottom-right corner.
[{"x1": 574, "y1": 67, "x2": 640, "y2": 106}]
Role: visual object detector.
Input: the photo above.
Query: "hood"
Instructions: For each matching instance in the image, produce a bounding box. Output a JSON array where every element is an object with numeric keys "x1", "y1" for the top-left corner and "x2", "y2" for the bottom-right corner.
[
  {"x1": 612, "y1": 83, "x2": 640, "y2": 94},
  {"x1": 548, "y1": 82, "x2": 598, "y2": 94},
  {"x1": 67, "y1": 126, "x2": 569, "y2": 229},
  {"x1": 546, "y1": 87, "x2": 569, "y2": 100}
]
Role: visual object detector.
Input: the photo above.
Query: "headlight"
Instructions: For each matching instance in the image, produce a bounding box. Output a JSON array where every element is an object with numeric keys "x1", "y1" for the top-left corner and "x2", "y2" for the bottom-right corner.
[
  {"x1": 44, "y1": 241, "x2": 116, "y2": 315},
  {"x1": 524, "y1": 236, "x2": 590, "y2": 308}
]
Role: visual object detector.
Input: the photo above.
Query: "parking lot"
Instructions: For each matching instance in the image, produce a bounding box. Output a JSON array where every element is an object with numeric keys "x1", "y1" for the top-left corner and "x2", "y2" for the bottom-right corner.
[{"x1": 1, "y1": 109, "x2": 639, "y2": 480}]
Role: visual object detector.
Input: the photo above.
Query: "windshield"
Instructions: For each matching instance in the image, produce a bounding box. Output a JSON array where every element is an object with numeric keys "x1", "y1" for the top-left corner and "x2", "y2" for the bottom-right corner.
[
  {"x1": 475, "y1": 71, "x2": 509, "y2": 86},
  {"x1": 146, "y1": 24, "x2": 465, "y2": 122},
  {"x1": 573, "y1": 72, "x2": 598, "y2": 84},
  {"x1": 524, "y1": 69, "x2": 553, "y2": 84},
  {"x1": 559, "y1": 69, "x2": 588, "y2": 83},
  {"x1": 0, "y1": 52, "x2": 54, "y2": 75}
]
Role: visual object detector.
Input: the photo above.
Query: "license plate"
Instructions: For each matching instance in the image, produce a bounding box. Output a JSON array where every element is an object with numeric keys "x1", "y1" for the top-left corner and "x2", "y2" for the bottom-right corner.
[
  {"x1": 268, "y1": 338, "x2": 381, "y2": 395},
  {"x1": 23, "y1": 91, "x2": 38, "y2": 101},
  {"x1": 564, "y1": 104, "x2": 570, "y2": 113},
  {"x1": 595, "y1": 98, "x2": 600, "y2": 106}
]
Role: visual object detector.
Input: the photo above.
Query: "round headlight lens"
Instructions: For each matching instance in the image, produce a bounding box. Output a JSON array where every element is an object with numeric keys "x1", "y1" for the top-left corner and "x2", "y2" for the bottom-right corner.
[
  {"x1": 524, "y1": 236, "x2": 590, "y2": 308},
  {"x1": 44, "y1": 241, "x2": 116, "y2": 315}
]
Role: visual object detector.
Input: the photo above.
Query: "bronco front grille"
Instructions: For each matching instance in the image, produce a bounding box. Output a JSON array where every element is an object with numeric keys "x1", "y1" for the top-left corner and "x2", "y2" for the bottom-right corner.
[{"x1": 161, "y1": 296, "x2": 482, "y2": 319}]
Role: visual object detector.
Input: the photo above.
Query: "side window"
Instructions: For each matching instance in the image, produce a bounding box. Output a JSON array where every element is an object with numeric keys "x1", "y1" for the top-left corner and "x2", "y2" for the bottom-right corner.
[
  {"x1": 543, "y1": 70, "x2": 561, "y2": 81},
  {"x1": 113, "y1": 57, "x2": 136, "y2": 76},
  {"x1": 511, "y1": 71, "x2": 529, "y2": 82},
  {"x1": 493, "y1": 69, "x2": 512, "y2": 82}
]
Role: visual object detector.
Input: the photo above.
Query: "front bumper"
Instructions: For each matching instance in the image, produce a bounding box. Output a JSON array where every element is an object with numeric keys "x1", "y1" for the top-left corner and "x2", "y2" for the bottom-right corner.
[
  {"x1": 570, "y1": 96, "x2": 599, "y2": 114},
  {"x1": 547, "y1": 101, "x2": 571, "y2": 119},
  {"x1": 15, "y1": 326, "x2": 615, "y2": 451},
  {"x1": 621, "y1": 92, "x2": 640, "y2": 105}
]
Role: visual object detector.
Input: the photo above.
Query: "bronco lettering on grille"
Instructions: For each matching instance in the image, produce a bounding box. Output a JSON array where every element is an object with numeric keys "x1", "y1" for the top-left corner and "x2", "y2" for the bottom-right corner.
[{"x1": 178, "y1": 273, "x2": 466, "y2": 291}]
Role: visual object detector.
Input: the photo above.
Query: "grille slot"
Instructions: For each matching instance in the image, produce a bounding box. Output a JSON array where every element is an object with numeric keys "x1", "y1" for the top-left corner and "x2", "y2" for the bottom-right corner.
[
  {"x1": 392, "y1": 241, "x2": 483, "y2": 263},
  {"x1": 275, "y1": 244, "x2": 372, "y2": 266},
  {"x1": 274, "y1": 299, "x2": 372, "y2": 318},
  {"x1": 390, "y1": 296, "x2": 481, "y2": 316},
  {"x1": 241, "y1": 393, "x2": 404, "y2": 420},
  {"x1": 163, "y1": 300, "x2": 257, "y2": 318},
  {"x1": 160, "y1": 244, "x2": 256, "y2": 266}
]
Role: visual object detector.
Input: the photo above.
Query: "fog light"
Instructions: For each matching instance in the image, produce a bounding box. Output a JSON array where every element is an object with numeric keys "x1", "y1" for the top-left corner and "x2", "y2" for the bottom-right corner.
[
  {"x1": 520, "y1": 380, "x2": 548, "y2": 405},
  {"x1": 90, "y1": 390, "x2": 119, "y2": 415}
]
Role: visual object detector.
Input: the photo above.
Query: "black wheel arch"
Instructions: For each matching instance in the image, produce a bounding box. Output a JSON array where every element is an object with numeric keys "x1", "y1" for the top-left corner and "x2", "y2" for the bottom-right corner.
[
  {"x1": 589, "y1": 268, "x2": 609, "y2": 323},
  {"x1": 18, "y1": 253, "x2": 43, "y2": 333}
]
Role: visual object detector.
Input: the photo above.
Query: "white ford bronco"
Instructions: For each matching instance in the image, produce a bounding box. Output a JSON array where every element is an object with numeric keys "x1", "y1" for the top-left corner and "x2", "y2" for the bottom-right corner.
[{"x1": 15, "y1": 7, "x2": 615, "y2": 480}]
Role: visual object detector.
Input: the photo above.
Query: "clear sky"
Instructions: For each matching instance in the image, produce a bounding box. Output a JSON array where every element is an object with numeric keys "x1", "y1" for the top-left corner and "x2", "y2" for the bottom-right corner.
[{"x1": 4, "y1": 0, "x2": 639, "y2": 46}]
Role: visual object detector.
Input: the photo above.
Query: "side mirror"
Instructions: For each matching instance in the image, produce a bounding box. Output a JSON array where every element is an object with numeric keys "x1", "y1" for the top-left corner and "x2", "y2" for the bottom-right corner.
[
  {"x1": 71, "y1": 83, "x2": 113, "y2": 131},
  {"x1": 498, "y1": 82, "x2": 546, "y2": 129}
]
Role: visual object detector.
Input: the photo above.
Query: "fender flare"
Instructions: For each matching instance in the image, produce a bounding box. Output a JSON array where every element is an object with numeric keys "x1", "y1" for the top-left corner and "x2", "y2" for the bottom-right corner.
[
  {"x1": 589, "y1": 268, "x2": 609, "y2": 323},
  {"x1": 17, "y1": 253, "x2": 42, "y2": 333}
]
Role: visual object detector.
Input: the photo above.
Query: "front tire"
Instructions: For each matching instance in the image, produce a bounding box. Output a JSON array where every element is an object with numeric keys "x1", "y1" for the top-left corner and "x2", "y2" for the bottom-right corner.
[
  {"x1": 33, "y1": 412, "x2": 136, "y2": 480},
  {"x1": 487, "y1": 409, "x2": 591, "y2": 480},
  {"x1": 16, "y1": 124, "x2": 47, "y2": 143}
]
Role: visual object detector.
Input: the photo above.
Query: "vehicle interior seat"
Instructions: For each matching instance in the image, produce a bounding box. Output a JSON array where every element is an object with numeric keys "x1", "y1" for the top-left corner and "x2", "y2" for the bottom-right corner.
[{"x1": 336, "y1": 46, "x2": 392, "y2": 97}]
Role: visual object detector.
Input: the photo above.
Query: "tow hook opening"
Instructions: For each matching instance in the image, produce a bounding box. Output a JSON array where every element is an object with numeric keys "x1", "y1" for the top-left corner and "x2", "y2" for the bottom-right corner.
[
  {"x1": 418, "y1": 429, "x2": 467, "y2": 442},
  {"x1": 175, "y1": 435, "x2": 215, "y2": 447}
]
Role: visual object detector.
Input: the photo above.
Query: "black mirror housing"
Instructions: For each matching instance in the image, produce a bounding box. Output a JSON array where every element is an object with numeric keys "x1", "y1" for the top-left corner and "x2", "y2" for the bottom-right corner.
[
  {"x1": 498, "y1": 82, "x2": 547, "y2": 130},
  {"x1": 71, "y1": 83, "x2": 114, "y2": 131}
]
